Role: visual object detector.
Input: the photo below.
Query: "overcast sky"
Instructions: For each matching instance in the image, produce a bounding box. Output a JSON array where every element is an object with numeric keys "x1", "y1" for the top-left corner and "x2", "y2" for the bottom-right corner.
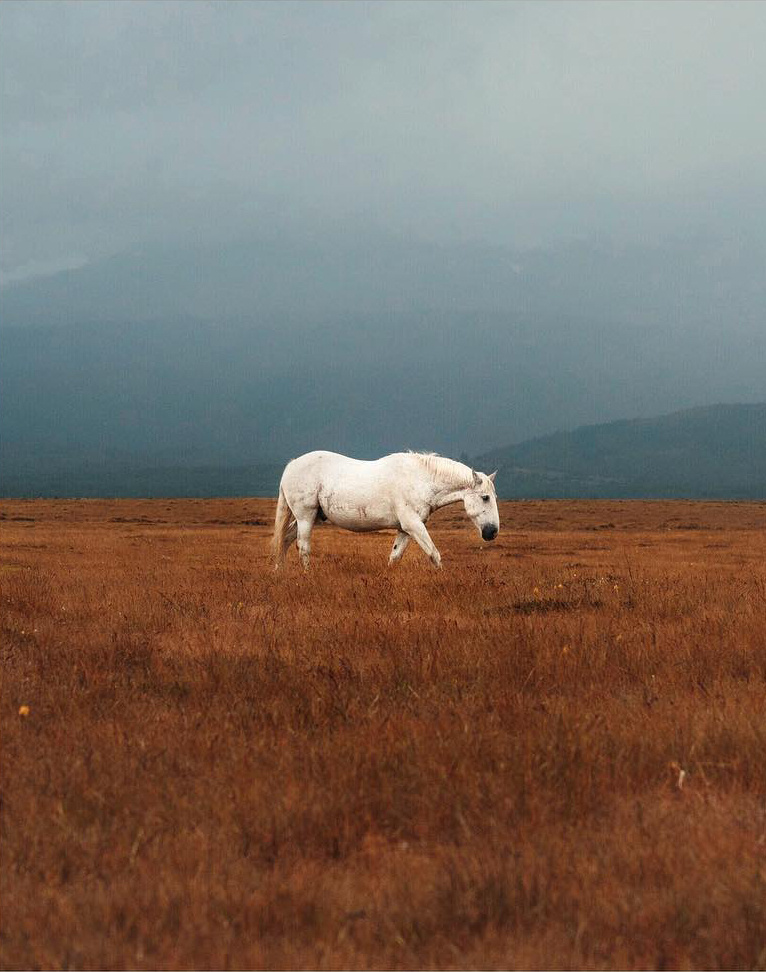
[{"x1": 2, "y1": 0, "x2": 766, "y2": 284}]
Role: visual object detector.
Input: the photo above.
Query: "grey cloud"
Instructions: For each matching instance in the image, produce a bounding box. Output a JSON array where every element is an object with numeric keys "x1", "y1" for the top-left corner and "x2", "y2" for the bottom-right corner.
[
  {"x1": 2, "y1": 0, "x2": 766, "y2": 275},
  {"x1": 2, "y1": 1, "x2": 766, "y2": 478}
]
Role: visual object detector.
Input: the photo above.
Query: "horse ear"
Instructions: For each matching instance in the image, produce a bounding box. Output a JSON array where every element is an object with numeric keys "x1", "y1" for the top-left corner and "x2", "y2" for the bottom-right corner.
[
  {"x1": 488, "y1": 470, "x2": 497, "y2": 483},
  {"x1": 472, "y1": 470, "x2": 481, "y2": 488}
]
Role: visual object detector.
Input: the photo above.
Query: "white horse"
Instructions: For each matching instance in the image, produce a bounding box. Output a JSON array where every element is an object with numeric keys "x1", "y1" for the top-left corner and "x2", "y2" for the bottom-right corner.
[{"x1": 272, "y1": 450, "x2": 499, "y2": 569}]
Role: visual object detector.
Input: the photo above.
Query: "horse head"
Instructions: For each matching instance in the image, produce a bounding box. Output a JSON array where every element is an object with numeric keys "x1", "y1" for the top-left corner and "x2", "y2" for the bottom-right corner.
[{"x1": 463, "y1": 470, "x2": 499, "y2": 541}]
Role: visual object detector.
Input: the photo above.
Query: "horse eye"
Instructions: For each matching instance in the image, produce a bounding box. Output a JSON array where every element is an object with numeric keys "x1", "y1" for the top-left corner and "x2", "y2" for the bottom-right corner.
[{"x1": 482, "y1": 495, "x2": 490, "y2": 502}]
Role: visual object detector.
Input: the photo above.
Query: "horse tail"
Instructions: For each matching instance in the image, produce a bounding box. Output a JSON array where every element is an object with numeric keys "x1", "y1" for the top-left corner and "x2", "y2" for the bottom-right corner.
[{"x1": 272, "y1": 483, "x2": 293, "y2": 569}]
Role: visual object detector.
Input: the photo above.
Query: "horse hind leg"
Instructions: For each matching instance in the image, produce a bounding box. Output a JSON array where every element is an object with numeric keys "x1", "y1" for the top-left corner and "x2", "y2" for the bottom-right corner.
[
  {"x1": 296, "y1": 510, "x2": 318, "y2": 569},
  {"x1": 283, "y1": 517, "x2": 298, "y2": 556}
]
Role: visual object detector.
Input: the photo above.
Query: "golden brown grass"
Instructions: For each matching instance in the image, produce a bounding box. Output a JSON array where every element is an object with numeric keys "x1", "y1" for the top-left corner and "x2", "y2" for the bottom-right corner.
[{"x1": 2, "y1": 498, "x2": 766, "y2": 970}]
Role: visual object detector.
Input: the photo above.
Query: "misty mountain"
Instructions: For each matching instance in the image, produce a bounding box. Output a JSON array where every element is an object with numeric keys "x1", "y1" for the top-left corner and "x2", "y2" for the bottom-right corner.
[
  {"x1": 3, "y1": 229, "x2": 765, "y2": 328},
  {"x1": 4, "y1": 403, "x2": 763, "y2": 501},
  {"x1": 2, "y1": 231, "x2": 765, "y2": 491},
  {"x1": 474, "y1": 404, "x2": 766, "y2": 499}
]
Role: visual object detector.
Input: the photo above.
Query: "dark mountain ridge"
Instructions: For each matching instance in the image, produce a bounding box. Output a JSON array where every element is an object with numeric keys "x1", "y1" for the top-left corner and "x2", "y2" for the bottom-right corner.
[
  {"x1": 474, "y1": 404, "x2": 766, "y2": 499},
  {"x1": 2, "y1": 404, "x2": 763, "y2": 500},
  {"x1": 2, "y1": 230, "x2": 765, "y2": 496}
]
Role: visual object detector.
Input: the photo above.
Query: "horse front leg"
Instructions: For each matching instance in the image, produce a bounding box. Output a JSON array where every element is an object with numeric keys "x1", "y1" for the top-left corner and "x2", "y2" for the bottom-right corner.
[
  {"x1": 399, "y1": 515, "x2": 442, "y2": 569},
  {"x1": 388, "y1": 530, "x2": 411, "y2": 565}
]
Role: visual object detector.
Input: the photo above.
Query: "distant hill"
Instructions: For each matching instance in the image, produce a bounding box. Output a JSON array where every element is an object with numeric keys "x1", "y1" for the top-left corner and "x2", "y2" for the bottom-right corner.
[
  {"x1": 2, "y1": 229, "x2": 766, "y2": 498},
  {"x1": 0, "y1": 456, "x2": 284, "y2": 501},
  {"x1": 474, "y1": 404, "x2": 766, "y2": 499},
  {"x1": 3, "y1": 404, "x2": 763, "y2": 501},
  {"x1": 2, "y1": 230, "x2": 766, "y2": 489}
]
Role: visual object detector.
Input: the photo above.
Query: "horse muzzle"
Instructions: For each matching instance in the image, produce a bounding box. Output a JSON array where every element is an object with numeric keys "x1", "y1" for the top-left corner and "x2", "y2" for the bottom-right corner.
[{"x1": 481, "y1": 524, "x2": 498, "y2": 542}]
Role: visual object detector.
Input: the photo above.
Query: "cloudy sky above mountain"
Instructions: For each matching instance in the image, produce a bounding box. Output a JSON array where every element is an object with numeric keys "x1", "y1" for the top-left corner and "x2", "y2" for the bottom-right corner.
[{"x1": 2, "y1": 0, "x2": 766, "y2": 283}]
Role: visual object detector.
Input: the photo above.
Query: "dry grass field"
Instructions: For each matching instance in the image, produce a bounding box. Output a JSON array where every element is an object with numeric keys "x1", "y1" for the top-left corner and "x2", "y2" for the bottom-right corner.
[{"x1": 2, "y1": 497, "x2": 766, "y2": 970}]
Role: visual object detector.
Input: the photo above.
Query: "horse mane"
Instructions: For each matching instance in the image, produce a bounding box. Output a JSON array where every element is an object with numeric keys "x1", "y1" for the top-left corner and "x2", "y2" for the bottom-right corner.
[{"x1": 407, "y1": 451, "x2": 474, "y2": 489}]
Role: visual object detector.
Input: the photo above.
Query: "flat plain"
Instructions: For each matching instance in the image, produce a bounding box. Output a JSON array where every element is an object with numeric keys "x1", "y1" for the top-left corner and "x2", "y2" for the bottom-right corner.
[{"x1": 2, "y1": 497, "x2": 766, "y2": 970}]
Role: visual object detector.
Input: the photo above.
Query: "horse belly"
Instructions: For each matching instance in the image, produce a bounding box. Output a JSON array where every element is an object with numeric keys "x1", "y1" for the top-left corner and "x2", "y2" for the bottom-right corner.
[
  {"x1": 320, "y1": 489, "x2": 395, "y2": 532},
  {"x1": 326, "y1": 511, "x2": 391, "y2": 532}
]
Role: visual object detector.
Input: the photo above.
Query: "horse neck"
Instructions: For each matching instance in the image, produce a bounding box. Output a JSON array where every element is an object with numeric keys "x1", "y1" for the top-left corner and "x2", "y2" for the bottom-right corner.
[
  {"x1": 430, "y1": 485, "x2": 469, "y2": 511},
  {"x1": 424, "y1": 462, "x2": 471, "y2": 510}
]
